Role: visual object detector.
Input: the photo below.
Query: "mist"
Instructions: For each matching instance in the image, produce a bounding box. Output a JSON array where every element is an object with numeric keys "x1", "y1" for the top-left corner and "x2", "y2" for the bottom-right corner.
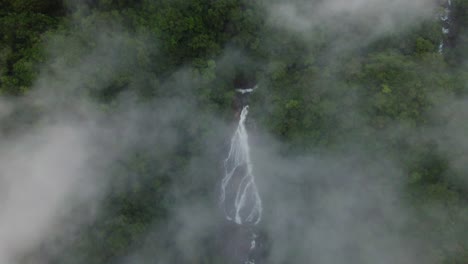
[
  {"x1": 266, "y1": 0, "x2": 438, "y2": 49},
  {"x1": 0, "y1": 0, "x2": 467, "y2": 263}
]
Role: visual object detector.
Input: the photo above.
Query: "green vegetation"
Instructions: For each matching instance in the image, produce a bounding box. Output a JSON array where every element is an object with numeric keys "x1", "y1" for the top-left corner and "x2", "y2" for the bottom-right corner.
[{"x1": 1, "y1": 0, "x2": 468, "y2": 263}]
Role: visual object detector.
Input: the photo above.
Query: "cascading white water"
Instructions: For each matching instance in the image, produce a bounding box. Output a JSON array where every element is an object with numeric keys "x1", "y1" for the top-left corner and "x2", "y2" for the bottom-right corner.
[
  {"x1": 220, "y1": 105, "x2": 262, "y2": 225},
  {"x1": 439, "y1": 0, "x2": 452, "y2": 53},
  {"x1": 236, "y1": 85, "x2": 258, "y2": 94}
]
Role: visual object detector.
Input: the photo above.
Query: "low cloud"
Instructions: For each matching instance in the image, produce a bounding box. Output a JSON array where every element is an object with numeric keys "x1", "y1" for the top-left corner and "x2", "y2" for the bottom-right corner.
[{"x1": 267, "y1": 0, "x2": 437, "y2": 46}]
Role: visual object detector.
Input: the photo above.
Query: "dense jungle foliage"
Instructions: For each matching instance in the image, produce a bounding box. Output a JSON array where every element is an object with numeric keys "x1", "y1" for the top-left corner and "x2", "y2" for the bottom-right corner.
[{"x1": 1, "y1": 0, "x2": 468, "y2": 263}]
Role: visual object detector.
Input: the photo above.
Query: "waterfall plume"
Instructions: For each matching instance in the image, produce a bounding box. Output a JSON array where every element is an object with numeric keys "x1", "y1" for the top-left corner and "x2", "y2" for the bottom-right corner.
[{"x1": 220, "y1": 105, "x2": 262, "y2": 225}]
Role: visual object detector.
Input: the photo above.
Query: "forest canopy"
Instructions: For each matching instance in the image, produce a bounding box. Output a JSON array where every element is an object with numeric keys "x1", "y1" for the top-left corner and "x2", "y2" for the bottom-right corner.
[{"x1": 0, "y1": 0, "x2": 467, "y2": 263}]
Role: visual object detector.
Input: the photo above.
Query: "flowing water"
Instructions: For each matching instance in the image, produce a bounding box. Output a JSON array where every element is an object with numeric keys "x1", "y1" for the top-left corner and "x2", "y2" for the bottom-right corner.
[
  {"x1": 439, "y1": 0, "x2": 452, "y2": 53},
  {"x1": 220, "y1": 105, "x2": 262, "y2": 225},
  {"x1": 219, "y1": 87, "x2": 263, "y2": 263}
]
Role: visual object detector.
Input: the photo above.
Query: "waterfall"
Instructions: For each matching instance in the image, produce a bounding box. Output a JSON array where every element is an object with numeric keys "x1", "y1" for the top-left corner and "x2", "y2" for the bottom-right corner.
[
  {"x1": 220, "y1": 104, "x2": 262, "y2": 225},
  {"x1": 439, "y1": 0, "x2": 452, "y2": 53},
  {"x1": 218, "y1": 86, "x2": 263, "y2": 264}
]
